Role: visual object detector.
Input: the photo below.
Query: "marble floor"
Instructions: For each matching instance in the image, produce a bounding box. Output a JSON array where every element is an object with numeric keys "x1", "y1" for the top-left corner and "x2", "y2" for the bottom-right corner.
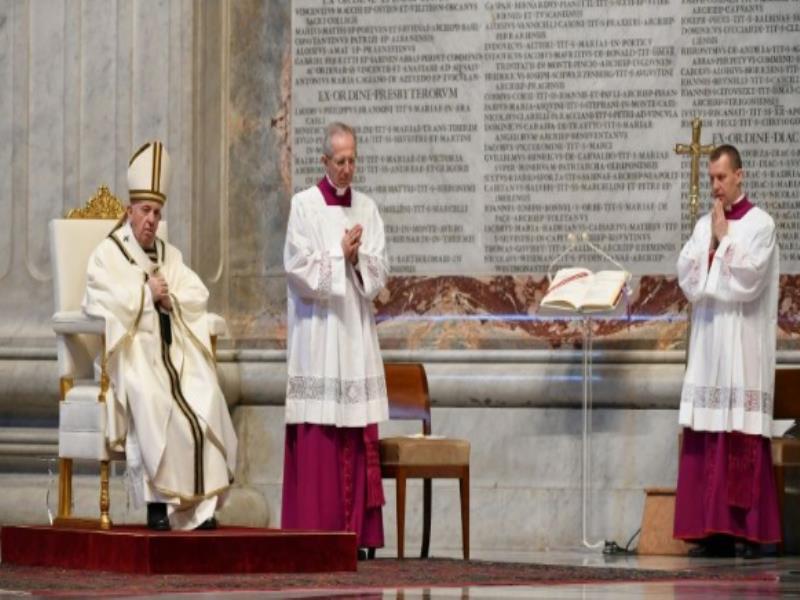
[
  {"x1": 90, "y1": 582, "x2": 800, "y2": 599},
  {"x1": 2, "y1": 549, "x2": 800, "y2": 599}
]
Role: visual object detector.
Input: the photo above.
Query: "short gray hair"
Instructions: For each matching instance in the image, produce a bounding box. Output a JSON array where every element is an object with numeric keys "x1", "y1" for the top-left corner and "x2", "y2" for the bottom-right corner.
[{"x1": 322, "y1": 122, "x2": 357, "y2": 156}]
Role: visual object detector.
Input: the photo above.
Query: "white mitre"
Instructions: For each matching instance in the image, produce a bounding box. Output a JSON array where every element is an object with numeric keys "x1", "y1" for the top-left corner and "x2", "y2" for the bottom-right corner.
[{"x1": 127, "y1": 141, "x2": 171, "y2": 204}]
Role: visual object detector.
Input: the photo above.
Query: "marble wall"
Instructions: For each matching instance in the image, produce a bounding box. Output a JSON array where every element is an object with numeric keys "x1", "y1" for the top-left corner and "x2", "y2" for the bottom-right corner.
[
  {"x1": 224, "y1": 0, "x2": 292, "y2": 346},
  {"x1": 4, "y1": 0, "x2": 795, "y2": 353},
  {"x1": 0, "y1": 0, "x2": 197, "y2": 345}
]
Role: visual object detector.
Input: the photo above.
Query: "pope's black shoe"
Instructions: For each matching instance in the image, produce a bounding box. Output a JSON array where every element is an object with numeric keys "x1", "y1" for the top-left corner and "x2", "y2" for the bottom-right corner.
[
  {"x1": 147, "y1": 502, "x2": 171, "y2": 531},
  {"x1": 195, "y1": 516, "x2": 218, "y2": 530}
]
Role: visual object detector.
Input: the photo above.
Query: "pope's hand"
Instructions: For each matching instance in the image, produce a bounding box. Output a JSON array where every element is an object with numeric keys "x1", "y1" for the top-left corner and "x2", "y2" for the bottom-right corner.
[{"x1": 148, "y1": 273, "x2": 171, "y2": 309}]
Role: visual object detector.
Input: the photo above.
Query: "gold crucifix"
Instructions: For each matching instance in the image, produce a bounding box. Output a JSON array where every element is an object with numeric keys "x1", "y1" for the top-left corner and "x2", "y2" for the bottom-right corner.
[
  {"x1": 674, "y1": 118, "x2": 715, "y2": 232},
  {"x1": 674, "y1": 119, "x2": 715, "y2": 363}
]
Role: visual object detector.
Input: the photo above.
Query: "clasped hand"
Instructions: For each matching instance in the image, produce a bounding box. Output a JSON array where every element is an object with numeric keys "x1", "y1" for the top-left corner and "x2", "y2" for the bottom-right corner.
[
  {"x1": 148, "y1": 273, "x2": 172, "y2": 311},
  {"x1": 342, "y1": 224, "x2": 363, "y2": 265},
  {"x1": 710, "y1": 199, "x2": 728, "y2": 249}
]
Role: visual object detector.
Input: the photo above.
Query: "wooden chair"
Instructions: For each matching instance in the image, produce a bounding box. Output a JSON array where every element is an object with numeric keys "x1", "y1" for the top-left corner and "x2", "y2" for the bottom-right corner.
[
  {"x1": 771, "y1": 368, "x2": 800, "y2": 552},
  {"x1": 378, "y1": 363, "x2": 470, "y2": 559}
]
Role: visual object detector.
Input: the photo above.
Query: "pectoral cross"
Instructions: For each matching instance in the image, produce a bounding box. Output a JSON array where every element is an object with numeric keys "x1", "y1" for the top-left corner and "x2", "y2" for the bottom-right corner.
[{"x1": 674, "y1": 118, "x2": 715, "y2": 232}]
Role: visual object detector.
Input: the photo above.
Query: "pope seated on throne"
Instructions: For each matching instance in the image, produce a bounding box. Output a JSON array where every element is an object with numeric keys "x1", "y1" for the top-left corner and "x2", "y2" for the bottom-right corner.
[{"x1": 82, "y1": 141, "x2": 238, "y2": 531}]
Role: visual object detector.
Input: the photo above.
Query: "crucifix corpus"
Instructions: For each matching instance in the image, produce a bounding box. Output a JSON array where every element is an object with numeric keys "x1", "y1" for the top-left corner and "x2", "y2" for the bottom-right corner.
[{"x1": 674, "y1": 118, "x2": 715, "y2": 232}]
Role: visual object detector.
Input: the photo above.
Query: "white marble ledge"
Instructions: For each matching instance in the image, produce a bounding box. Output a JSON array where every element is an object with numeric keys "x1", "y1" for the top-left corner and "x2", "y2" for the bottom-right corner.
[
  {"x1": 0, "y1": 427, "x2": 58, "y2": 457},
  {"x1": 229, "y1": 349, "x2": 694, "y2": 364},
  {"x1": 0, "y1": 427, "x2": 57, "y2": 444},
  {"x1": 3, "y1": 345, "x2": 800, "y2": 366},
  {"x1": 224, "y1": 348, "x2": 800, "y2": 365}
]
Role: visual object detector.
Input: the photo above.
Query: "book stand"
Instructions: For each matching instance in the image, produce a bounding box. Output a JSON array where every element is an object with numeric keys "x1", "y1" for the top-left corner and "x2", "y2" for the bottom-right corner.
[{"x1": 546, "y1": 233, "x2": 630, "y2": 550}]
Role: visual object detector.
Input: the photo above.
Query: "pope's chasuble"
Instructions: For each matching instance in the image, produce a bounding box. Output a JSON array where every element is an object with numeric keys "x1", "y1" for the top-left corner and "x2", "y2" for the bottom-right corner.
[
  {"x1": 283, "y1": 181, "x2": 389, "y2": 427},
  {"x1": 83, "y1": 222, "x2": 238, "y2": 530},
  {"x1": 677, "y1": 197, "x2": 779, "y2": 437}
]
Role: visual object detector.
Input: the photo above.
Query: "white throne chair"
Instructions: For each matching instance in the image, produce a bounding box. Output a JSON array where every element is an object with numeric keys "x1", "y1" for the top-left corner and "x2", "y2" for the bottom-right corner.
[{"x1": 49, "y1": 186, "x2": 226, "y2": 529}]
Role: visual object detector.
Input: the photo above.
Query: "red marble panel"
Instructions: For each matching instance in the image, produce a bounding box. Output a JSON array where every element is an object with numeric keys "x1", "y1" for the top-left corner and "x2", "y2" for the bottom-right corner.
[{"x1": 227, "y1": 274, "x2": 800, "y2": 351}]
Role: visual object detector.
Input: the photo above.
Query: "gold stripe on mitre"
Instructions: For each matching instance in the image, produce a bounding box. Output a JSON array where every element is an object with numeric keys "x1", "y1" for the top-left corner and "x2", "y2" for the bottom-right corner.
[
  {"x1": 129, "y1": 142, "x2": 151, "y2": 167},
  {"x1": 156, "y1": 143, "x2": 162, "y2": 191},
  {"x1": 158, "y1": 142, "x2": 164, "y2": 191},
  {"x1": 129, "y1": 189, "x2": 166, "y2": 204}
]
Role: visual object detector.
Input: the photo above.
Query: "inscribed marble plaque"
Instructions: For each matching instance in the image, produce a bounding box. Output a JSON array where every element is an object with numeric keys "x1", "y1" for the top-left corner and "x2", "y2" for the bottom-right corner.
[{"x1": 292, "y1": 0, "x2": 800, "y2": 277}]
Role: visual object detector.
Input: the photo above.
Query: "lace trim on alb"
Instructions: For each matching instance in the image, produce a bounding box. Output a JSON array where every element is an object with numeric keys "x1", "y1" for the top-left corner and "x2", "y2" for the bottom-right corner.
[
  {"x1": 318, "y1": 251, "x2": 332, "y2": 295},
  {"x1": 681, "y1": 384, "x2": 773, "y2": 416},
  {"x1": 286, "y1": 375, "x2": 387, "y2": 404},
  {"x1": 688, "y1": 258, "x2": 701, "y2": 288},
  {"x1": 720, "y1": 244, "x2": 735, "y2": 279},
  {"x1": 363, "y1": 255, "x2": 381, "y2": 283}
]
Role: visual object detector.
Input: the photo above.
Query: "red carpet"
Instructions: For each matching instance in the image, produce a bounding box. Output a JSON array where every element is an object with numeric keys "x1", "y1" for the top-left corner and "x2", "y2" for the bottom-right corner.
[{"x1": 0, "y1": 525, "x2": 356, "y2": 574}]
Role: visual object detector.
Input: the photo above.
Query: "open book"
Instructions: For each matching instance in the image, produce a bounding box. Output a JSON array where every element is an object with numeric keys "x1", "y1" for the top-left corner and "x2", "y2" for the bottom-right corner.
[{"x1": 540, "y1": 268, "x2": 629, "y2": 312}]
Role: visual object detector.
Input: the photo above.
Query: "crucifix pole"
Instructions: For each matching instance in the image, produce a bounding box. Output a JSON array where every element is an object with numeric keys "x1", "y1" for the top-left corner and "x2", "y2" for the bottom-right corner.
[{"x1": 674, "y1": 118, "x2": 715, "y2": 363}]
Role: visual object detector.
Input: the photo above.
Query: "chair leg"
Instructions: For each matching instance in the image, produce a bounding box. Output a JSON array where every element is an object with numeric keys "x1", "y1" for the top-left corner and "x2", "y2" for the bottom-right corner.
[
  {"x1": 421, "y1": 478, "x2": 432, "y2": 558},
  {"x1": 99, "y1": 460, "x2": 112, "y2": 530},
  {"x1": 459, "y1": 470, "x2": 470, "y2": 560},
  {"x1": 57, "y1": 458, "x2": 73, "y2": 520},
  {"x1": 396, "y1": 472, "x2": 407, "y2": 559}
]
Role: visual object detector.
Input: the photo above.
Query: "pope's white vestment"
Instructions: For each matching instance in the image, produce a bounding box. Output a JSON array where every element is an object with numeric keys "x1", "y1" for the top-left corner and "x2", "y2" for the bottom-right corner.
[
  {"x1": 83, "y1": 221, "x2": 238, "y2": 530},
  {"x1": 283, "y1": 185, "x2": 389, "y2": 427},
  {"x1": 677, "y1": 203, "x2": 779, "y2": 437}
]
